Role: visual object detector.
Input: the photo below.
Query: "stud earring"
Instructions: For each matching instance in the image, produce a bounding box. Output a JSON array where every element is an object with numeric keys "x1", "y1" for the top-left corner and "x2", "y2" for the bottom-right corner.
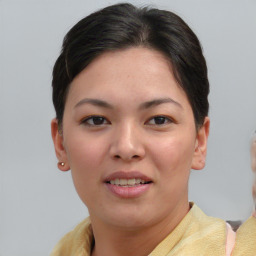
[
  {"x1": 58, "y1": 162, "x2": 65, "y2": 167},
  {"x1": 57, "y1": 161, "x2": 70, "y2": 171}
]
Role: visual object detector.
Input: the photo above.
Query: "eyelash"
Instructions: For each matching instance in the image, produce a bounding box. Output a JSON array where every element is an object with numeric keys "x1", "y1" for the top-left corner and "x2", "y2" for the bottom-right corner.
[
  {"x1": 81, "y1": 116, "x2": 110, "y2": 126},
  {"x1": 145, "y1": 116, "x2": 173, "y2": 126},
  {"x1": 81, "y1": 115, "x2": 173, "y2": 127}
]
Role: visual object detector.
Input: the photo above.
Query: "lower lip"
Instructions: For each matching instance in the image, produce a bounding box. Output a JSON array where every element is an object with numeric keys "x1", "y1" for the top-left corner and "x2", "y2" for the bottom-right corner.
[{"x1": 105, "y1": 183, "x2": 152, "y2": 198}]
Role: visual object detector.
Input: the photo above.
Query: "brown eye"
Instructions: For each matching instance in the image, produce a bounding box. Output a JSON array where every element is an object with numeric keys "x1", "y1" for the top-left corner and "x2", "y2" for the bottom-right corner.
[
  {"x1": 153, "y1": 117, "x2": 167, "y2": 125},
  {"x1": 82, "y1": 116, "x2": 109, "y2": 126},
  {"x1": 146, "y1": 116, "x2": 172, "y2": 125}
]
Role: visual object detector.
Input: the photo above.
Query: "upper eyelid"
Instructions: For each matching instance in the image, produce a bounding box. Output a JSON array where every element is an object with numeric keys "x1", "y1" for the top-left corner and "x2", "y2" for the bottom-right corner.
[
  {"x1": 81, "y1": 115, "x2": 110, "y2": 124},
  {"x1": 145, "y1": 115, "x2": 174, "y2": 124},
  {"x1": 81, "y1": 115, "x2": 106, "y2": 120}
]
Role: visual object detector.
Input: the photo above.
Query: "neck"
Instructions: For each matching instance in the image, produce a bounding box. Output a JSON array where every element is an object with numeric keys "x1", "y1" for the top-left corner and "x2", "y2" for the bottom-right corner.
[{"x1": 90, "y1": 202, "x2": 190, "y2": 256}]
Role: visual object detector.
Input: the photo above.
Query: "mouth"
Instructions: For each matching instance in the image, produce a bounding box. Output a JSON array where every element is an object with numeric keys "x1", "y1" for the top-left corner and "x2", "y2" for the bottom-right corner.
[
  {"x1": 106, "y1": 178, "x2": 152, "y2": 187},
  {"x1": 104, "y1": 171, "x2": 153, "y2": 198}
]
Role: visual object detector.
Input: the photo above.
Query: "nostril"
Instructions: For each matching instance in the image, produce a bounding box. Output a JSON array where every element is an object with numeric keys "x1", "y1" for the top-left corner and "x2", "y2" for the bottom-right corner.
[{"x1": 113, "y1": 154, "x2": 140, "y2": 160}]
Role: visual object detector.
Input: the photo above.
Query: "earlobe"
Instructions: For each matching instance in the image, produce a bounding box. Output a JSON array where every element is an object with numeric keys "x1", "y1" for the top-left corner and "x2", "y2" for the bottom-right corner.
[
  {"x1": 191, "y1": 117, "x2": 210, "y2": 170},
  {"x1": 57, "y1": 161, "x2": 69, "y2": 172},
  {"x1": 51, "y1": 118, "x2": 70, "y2": 171}
]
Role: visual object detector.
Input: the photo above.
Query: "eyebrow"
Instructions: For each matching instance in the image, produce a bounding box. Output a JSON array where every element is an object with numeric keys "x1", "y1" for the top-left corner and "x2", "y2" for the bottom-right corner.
[
  {"x1": 74, "y1": 97, "x2": 182, "y2": 110},
  {"x1": 74, "y1": 98, "x2": 113, "y2": 109},
  {"x1": 139, "y1": 98, "x2": 183, "y2": 110}
]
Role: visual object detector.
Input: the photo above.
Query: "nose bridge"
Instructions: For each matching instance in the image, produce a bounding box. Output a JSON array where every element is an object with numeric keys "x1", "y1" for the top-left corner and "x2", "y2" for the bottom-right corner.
[{"x1": 110, "y1": 120, "x2": 145, "y2": 160}]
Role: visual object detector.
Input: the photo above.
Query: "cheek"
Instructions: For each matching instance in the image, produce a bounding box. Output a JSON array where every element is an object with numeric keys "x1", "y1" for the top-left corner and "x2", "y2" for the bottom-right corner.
[
  {"x1": 150, "y1": 135, "x2": 195, "y2": 175},
  {"x1": 64, "y1": 134, "x2": 108, "y2": 205},
  {"x1": 65, "y1": 131, "x2": 107, "y2": 168},
  {"x1": 64, "y1": 132, "x2": 109, "y2": 196},
  {"x1": 148, "y1": 136, "x2": 194, "y2": 205},
  {"x1": 160, "y1": 139, "x2": 194, "y2": 198}
]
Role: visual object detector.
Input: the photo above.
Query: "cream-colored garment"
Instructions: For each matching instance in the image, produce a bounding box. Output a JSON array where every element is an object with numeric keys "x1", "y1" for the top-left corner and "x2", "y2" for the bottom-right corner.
[
  {"x1": 149, "y1": 204, "x2": 226, "y2": 256},
  {"x1": 231, "y1": 216, "x2": 256, "y2": 256},
  {"x1": 50, "y1": 204, "x2": 229, "y2": 256}
]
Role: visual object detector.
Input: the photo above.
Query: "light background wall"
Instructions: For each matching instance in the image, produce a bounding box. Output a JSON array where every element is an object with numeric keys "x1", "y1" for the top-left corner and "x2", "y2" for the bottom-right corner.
[{"x1": 0, "y1": 0, "x2": 255, "y2": 255}]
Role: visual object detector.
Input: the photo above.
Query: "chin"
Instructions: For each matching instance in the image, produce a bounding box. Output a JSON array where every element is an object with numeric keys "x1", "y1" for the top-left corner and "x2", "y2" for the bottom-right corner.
[{"x1": 94, "y1": 205, "x2": 156, "y2": 230}]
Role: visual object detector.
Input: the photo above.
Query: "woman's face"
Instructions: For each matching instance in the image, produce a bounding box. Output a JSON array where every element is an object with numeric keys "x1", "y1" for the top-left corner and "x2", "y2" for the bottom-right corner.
[{"x1": 52, "y1": 47, "x2": 209, "y2": 229}]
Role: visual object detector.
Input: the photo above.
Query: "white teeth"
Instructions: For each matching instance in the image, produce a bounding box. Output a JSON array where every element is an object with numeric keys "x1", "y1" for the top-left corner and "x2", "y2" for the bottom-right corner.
[
  {"x1": 136, "y1": 178, "x2": 141, "y2": 184},
  {"x1": 120, "y1": 179, "x2": 127, "y2": 185},
  {"x1": 127, "y1": 178, "x2": 136, "y2": 186},
  {"x1": 109, "y1": 178, "x2": 148, "y2": 186}
]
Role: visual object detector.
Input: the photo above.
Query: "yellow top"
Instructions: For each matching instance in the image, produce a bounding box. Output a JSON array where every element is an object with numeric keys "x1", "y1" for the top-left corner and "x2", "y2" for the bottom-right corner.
[
  {"x1": 231, "y1": 216, "x2": 256, "y2": 256},
  {"x1": 50, "y1": 204, "x2": 232, "y2": 256}
]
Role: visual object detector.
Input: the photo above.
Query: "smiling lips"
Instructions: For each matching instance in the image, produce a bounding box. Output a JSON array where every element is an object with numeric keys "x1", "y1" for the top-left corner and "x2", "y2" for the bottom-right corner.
[
  {"x1": 104, "y1": 171, "x2": 153, "y2": 198},
  {"x1": 108, "y1": 178, "x2": 150, "y2": 186}
]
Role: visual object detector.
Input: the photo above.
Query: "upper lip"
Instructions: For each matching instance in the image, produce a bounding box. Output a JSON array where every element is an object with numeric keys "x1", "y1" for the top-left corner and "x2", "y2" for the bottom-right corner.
[{"x1": 103, "y1": 171, "x2": 152, "y2": 182}]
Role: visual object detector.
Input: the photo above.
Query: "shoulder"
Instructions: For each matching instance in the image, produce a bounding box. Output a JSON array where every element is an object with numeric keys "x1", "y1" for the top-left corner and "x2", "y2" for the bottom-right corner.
[
  {"x1": 184, "y1": 204, "x2": 227, "y2": 253},
  {"x1": 150, "y1": 204, "x2": 227, "y2": 256},
  {"x1": 50, "y1": 217, "x2": 93, "y2": 256},
  {"x1": 189, "y1": 204, "x2": 227, "y2": 235},
  {"x1": 232, "y1": 216, "x2": 256, "y2": 256}
]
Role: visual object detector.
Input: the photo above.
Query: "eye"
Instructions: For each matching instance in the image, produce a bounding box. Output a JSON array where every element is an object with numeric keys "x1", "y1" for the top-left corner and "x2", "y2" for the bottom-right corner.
[
  {"x1": 81, "y1": 116, "x2": 110, "y2": 126},
  {"x1": 146, "y1": 116, "x2": 172, "y2": 125}
]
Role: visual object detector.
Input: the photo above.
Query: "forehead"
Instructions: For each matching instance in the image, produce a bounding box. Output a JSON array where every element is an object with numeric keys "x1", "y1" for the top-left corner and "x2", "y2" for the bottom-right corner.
[
  {"x1": 68, "y1": 47, "x2": 185, "y2": 99},
  {"x1": 63, "y1": 47, "x2": 195, "y2": 127},
  {"x1": 74, "y1": 47, "x2": 173, "y2": 81},
  {"x1": 62, "y1": 47, "x2": 196, "y2": 123}
]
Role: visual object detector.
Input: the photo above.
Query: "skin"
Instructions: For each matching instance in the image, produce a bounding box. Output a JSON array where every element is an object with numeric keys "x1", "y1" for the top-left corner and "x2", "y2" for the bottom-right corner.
[{"x1": 52, "y1": 47, "x2": 209, "y2": 256}]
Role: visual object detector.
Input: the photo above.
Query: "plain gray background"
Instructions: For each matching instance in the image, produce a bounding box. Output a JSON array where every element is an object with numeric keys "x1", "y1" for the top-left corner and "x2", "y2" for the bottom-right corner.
[{"x1": 1, "y1": 0, "x2": 256, "y2": 255}]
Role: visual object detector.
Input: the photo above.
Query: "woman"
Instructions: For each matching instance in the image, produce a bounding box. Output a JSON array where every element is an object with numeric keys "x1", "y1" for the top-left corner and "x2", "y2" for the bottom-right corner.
[{"x1": 50, "y1": 3, "x2": 242, "y2": 256}]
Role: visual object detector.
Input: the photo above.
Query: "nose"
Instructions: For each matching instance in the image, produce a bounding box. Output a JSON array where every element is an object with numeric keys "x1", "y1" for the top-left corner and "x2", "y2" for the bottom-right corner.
[{"x1": 109, "y1": 123, "x2": 145, "y2": 161}]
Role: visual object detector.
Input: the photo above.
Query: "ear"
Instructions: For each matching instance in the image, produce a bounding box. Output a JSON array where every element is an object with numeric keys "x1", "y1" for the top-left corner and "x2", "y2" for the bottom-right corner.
[
  {"x1": 191, "y1": 117, "x2": 210, "y2": 170},
  {"x1": 51, "y1": 118, "x2": 70, "y2": 171}
]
